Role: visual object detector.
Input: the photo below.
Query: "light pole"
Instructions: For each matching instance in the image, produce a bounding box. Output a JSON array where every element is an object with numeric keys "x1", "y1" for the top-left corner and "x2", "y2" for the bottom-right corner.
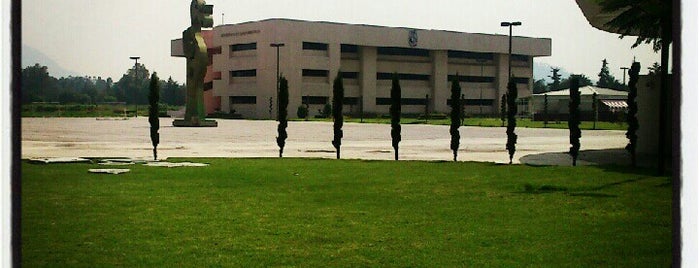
[
  {"x1": 500, "y1": 21, "x2": 522, "y2": 79},
  {"x1": 129, "y1": 56, "x2": 140, "y2": 117},
  {"x1": 270, "y1": 43, "x2": 285, "y2": 119},
  {"x1": 620, "y1": 67, "x2": 629, "y2": 85}
]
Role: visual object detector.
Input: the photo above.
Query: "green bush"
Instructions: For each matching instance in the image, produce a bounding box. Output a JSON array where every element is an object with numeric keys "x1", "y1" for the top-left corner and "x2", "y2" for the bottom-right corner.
[{"x1": 296, "y1": 105, "x2": 308, "y2": 119}]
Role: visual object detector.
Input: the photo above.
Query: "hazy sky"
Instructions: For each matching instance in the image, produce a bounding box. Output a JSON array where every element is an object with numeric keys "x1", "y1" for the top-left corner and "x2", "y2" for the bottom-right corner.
[{"x1": 22, "y1": 0, "x2": 660, "y2": 83}]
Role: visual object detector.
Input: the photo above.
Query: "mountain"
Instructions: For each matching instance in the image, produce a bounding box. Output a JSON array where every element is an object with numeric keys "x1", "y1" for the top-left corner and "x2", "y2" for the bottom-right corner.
[
  {"x1": 21, "y1": 44, "x2": 80, "y2": 78},
  {"x1": 533, "y1": 61, "x2": 571, "y2": 83}
]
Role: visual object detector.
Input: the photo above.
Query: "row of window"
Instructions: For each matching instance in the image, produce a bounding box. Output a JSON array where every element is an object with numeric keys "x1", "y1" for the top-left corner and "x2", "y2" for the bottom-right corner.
[
  {"x1": 230, "y1": 96, "x2": 495, "y2": 106},
  {"x1": 228, "y1": 42, "x2": 528, "y2": 62},
  {"x1": 231, "y1": 69, "x2": 528, "y2": 84}
]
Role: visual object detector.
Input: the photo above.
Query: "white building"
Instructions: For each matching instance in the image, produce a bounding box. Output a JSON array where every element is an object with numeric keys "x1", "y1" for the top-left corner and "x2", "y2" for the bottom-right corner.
[{"x1": 174, "y1": 19, "x2": 552, "y2": 119}]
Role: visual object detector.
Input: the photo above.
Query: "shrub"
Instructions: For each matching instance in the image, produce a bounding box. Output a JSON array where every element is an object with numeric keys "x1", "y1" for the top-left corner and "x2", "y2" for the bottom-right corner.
[
  {"x1": 296, "y1": 105, "x2": 308, "y2": 119},
  {"x1": 449, "y1": 74, "x2": 462, "y2": 162}
]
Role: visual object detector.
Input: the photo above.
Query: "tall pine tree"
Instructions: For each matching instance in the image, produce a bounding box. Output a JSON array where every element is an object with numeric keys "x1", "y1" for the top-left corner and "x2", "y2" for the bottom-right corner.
[
  {"x1": 276, "y1": 76, "x2": 289, "y2": 158},
  {"x1": 390, "y1": 74, "x2": 402, "y2": 161},
  {"x1": 332, "y1": 72, "x2": 344, "y2": 159},
  {"x1": 449, "y1": 74, "x2": 462, "y2": 162},
  {"x1": 148, "y1": 72, "x2": 160, "y2": 160}
]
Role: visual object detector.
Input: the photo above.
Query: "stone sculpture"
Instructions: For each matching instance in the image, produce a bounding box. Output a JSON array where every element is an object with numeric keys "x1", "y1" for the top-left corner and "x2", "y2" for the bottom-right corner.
[{"x1": 173, "y1": 0, "x2": 218, "y2": 127}]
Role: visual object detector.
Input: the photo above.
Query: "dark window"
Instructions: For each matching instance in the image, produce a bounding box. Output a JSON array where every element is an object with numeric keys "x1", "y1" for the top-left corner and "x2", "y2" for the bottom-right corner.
[
  {"x1": 447, "y1": 99, "x2": 494, "y2": 106},
  {"x1": 377, "y1": 72, "x2": 430, "y2": 81},
  {"x1": 302, "y1": 69, "x2": 329, "y2": 77},
  {"x1": 511, "y1": 54, "x2": 529, "y2": 62},
  {"x1": 376, "y1": 98, "x2": 427, "y2": 106},
  {"x1": 447, "y1": 50, "x2": 494, "y2": 60},
  {"x1": 204, "y1": 82, "x2": 213, "y2": 90},
  {"x1": 377, "y1": 47, "x2": 430, "y2": 57},
  {"x1": 303, "y1": 42, "x2": 328, "y2": 51},
  {"x1": 230, "y1": 69, "x2": 257, "y2": 77},
  {"x1": 302, "y1": 96, "x2": 328, "y2": 105},
  {"x1": 341, "y1": 44, "x2": 359, "y2": 53},
  {"x1": 447, "y1": 75, "x2": 495, "y2": 83},
  {"x1": 343, "y1": 97, "x2": 359, "y2": 105},
  {"x1": 341, "y1": 72, "x2": 359, "y2": 79},
  {"x1": 230, "y1": 43, "x2": 257, "y2": 52},
  {"x1": 230, "y1": 96, "x2": 257, "y2": 104},
  {"x1": 512, "y1": 77, "x2": 529, "y2": 84}
]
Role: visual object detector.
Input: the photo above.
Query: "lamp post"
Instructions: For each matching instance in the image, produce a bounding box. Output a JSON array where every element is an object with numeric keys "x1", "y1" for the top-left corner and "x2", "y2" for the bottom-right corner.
[
  {"x1": 270, "y1": 43, "x2": 285, "y2": 119},
  {"x1": 500, "y1": 21, "x2": 521, "y2": 79},
  {"x1": 129, "y1": 56, "x2": 140, "y2": 117},
  {"x1": 620, "y1": 67, "x2": 629, "y2": 85}
]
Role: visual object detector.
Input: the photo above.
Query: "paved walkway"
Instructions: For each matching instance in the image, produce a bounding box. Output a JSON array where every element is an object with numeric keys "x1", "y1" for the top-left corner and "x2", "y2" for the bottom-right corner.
[{"x1": 21, "y1": 117, "x2": 634, "y2": 166}]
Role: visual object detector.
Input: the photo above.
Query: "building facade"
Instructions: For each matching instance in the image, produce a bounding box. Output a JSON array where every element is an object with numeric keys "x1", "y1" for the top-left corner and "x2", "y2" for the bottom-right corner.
[{"x1": 173, "y1": 19, "x2": 551, "y2": 119}]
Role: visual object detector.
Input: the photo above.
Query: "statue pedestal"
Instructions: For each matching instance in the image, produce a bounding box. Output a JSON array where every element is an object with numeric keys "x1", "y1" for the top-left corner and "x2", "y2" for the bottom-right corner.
[{"x1": 172, "y1": 119, "x2": 218, "y2": 127}]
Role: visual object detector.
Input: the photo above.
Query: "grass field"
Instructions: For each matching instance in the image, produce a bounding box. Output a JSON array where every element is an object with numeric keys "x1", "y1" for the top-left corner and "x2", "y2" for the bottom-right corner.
[{"x1": 22, "y1": 158, "x2": 670, "y2": 267}]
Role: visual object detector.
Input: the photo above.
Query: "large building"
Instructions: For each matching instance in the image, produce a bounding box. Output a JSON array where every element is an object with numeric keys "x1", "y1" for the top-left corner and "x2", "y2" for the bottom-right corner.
[{"x1": 173, "y1": 19, "x2": 551, "y2": 119}]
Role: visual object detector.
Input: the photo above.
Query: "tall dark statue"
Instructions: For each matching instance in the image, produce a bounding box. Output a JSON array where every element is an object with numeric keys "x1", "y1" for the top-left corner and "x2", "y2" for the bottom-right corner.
[{"x1": 173, "y1": 0, "x2": 217, "y2": 127}]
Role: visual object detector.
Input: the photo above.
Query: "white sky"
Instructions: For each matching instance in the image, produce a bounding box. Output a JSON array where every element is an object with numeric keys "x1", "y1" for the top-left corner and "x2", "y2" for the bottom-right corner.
[{"x1": 22, "y1": 0, "x2": 660, "y2": 82}]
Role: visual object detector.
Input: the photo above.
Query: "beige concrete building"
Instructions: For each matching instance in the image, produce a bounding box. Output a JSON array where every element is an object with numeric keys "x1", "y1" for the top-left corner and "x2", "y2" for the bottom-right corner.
[{"x1": 174, "y1": 19, "x2": 551, "y2": 119}]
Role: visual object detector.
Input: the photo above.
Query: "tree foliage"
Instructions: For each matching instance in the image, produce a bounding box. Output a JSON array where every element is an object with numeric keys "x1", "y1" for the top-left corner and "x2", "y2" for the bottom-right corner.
[
  {"x1": 625, "y1": 62, "x2": 641, "y2": 167},
  {"x1": 548, "y1": 67, "x2": 562, "y2": 91},
  {"x1": 543, "y1": 94, "x2": 549, "y2": 128},
  {"x1": 148, "y1": 72, "x2": 161, "y2": 160},
  {"x1": 390, "y1": 74, "x2": 402, "y2": 161},
  {"x1": 506, "y1": 80, "x2": 517, "y2": 164},
  {"x1": 561, "y1": 74, "x2": 594, "y2": 89},
  {"x1": 332, "y1": 72, "x2": 344, "y2": 159},
  {"x1": 277, "y1": 76, "x2": 289, "y2": 158},
  {"x1": 568, "y1": 77, "x2": 581, "y2": 166},
  {"x1": 500, "y1": 94, "x2": 507, "y2": 127},
  {"x1": 598, "y1": 0, "x2": 672, "y2": 51},
  {"x1": 596, "y1": 59, "x2": 625, "y2": 90},
  {"x1": 21, "y1": 63, "x2": 186, "y2": 106},
  {"x1": 449, "y1": 74, "x2": 462, "y2": 162},
  {"x1": 533, "y1": 79, "x2": 548, "y2": 94}
]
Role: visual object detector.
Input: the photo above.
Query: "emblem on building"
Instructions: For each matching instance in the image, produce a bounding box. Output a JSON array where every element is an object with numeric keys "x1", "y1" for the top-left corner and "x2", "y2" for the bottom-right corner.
[{"x1": 408, "y1": 29, "x2": 418, "y2": 47}]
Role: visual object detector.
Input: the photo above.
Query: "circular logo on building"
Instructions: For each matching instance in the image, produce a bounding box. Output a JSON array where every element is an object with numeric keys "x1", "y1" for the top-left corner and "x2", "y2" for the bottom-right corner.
[{"x1": 408, "y1": 29, "x2": 418, "y2": 47}]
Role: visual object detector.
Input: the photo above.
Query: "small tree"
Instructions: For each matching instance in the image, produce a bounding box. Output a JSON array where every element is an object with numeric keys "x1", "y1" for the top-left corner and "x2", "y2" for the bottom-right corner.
[
  {"x1": 449, "y1": 74, "x2": 462, "y2": 162},
  {"x1": 148, "y1": 72, "x2": 160, "y2": 160},
  {"x1": 332, "y1": 72, "x2": 344, "y2": 159},
  {"x1": 296, "y1": 105, "x2": 308, "y2": 119},
  {"x1": 568, "y1": 77, "x2": 581, "y2": 166},
  {"x1": 424, "y1": 94, "x2": 430, "y2": 122},
  {"x1": 625, "y1": 62, "x2": 641, "y2": 167},
  {"x1": 592, "y1": 92, "x2": 598, "y2": 130},
  {"x1": 390, "y1": 74, "x2": 402, "y2": 161},
  {"x1": 500, "y1": 94, "x2": 507, "y2": 127},
  {"x1": 548, "y1": 67, "x2": 562, "y2": 91},
  {"x1": 506, "y1": 80, "x2": 518, "y2": 164},
  {"x1": 276, "y1": 76, "x2": 289, "y2": 158},
  {"x1": 543, "y1": 94, "x2": 549, "y2": 128}
]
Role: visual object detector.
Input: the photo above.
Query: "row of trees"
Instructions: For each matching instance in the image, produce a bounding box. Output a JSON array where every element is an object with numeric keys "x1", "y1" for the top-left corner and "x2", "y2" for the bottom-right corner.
[
  {"x1": 533, "y1": 59, "x2": 634, "y2": 94},
  {"x1": 21, "y1": 63, "x2": 186, "y2": 106}
]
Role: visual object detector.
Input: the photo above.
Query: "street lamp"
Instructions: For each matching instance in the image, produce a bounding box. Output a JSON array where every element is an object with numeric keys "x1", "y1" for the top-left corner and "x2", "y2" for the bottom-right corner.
[
  {"x1": 129, "y1": 56, "x2": 140, "y2": 117},
  {"x1": 500, "y1": 21, "x2": 522, "y2": 79},
  {"x1": 269, "y1": 43, "x2": 285, "y2": 120}
]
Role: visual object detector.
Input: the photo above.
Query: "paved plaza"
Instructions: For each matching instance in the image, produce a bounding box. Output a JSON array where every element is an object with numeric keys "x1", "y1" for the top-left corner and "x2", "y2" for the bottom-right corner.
[{"x1": 21, "y1": 117, "x2": 633, "y2": 165}]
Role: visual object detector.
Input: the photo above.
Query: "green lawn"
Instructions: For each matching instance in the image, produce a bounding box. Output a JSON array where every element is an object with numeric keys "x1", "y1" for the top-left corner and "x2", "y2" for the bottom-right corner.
[{"x1": 22, "y1": 158, "x2": 670, "y2": 267}]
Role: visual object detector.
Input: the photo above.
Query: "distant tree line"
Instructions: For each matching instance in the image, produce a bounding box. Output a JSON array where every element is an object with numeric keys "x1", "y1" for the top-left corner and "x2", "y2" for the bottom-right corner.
[
  {"x1": 21, "y1": 63, "x2": 186, "y2": 106},
  {"x1": 533, "y1": 59, "x2": 633, "y2": 94}
]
